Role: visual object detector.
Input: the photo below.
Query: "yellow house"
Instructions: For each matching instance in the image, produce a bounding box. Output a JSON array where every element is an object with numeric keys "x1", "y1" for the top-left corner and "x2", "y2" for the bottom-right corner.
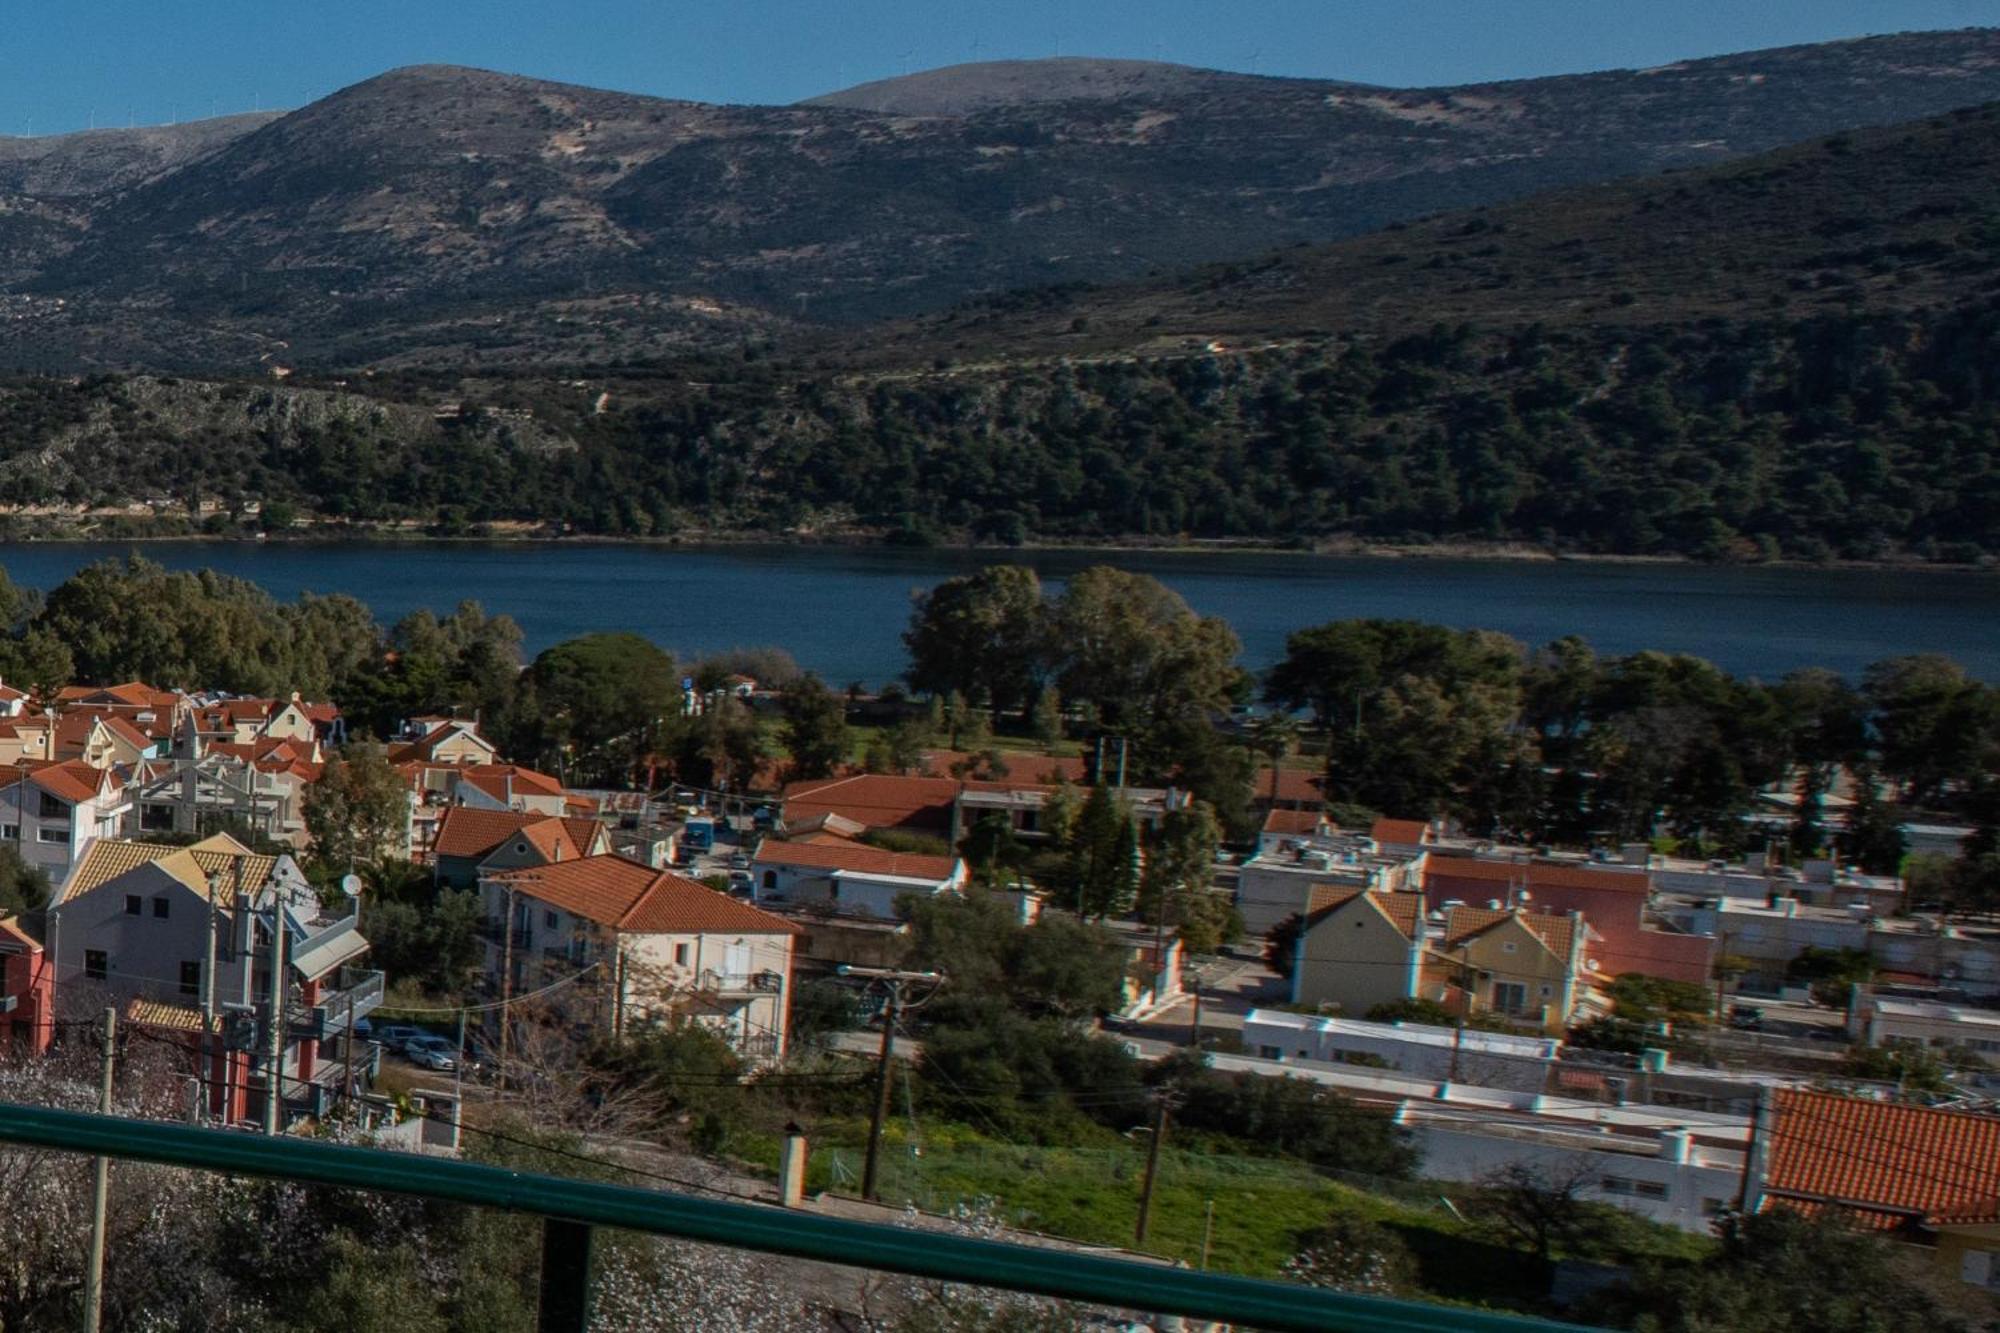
[
  {"x1": 1291, "y1": 891, "x2": 1596, "y2": 1035},
  {"x1": 1291, "y1": 886, "x2": 1429, "y2": 1018},
  {"x1": 1437, "y1": 905, "x2": 1593, "y2": 1035}
]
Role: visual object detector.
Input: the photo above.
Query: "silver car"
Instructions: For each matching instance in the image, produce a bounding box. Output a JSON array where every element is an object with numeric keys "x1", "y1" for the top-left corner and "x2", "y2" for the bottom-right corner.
[{"x1": 404, "y1": 1035, "x2": 458, "y2": 1072}]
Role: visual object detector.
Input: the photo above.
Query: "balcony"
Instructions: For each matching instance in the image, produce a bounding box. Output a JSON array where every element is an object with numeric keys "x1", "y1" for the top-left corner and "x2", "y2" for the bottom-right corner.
[
  {"x1": 478, "y1": 919, "x2": 532, "y2": 950},
  {"x1": 289, "y1": 967, "x2": 386, "y2": 1040},
  {"x1": 700, "y1": 968, "x2": 783, "y2": 997}
]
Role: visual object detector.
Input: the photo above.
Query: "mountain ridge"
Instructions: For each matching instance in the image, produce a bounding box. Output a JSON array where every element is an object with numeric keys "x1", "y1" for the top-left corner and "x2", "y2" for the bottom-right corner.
[{"x1": 7, "y1": 29, "x2": 2000, "y2": 369}]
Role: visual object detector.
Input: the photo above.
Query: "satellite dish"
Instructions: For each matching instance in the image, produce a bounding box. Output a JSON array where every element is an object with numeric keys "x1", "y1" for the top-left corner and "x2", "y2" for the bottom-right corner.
[{"x1": 340, "y1": 874, "x2": 364, "y2": 898}]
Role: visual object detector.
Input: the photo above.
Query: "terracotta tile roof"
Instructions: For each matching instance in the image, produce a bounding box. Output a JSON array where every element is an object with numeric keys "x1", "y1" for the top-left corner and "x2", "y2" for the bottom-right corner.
[
  {"x1": 56, "y1": 682, "x2": 176, "y2": 709},
  {"x1": 457, "y1": 764, "x2": 567, "y2": 803},
  {"x1": 752, "y1": 838, "x2": 960, "y2": 883},
  {"x1": 56, "y1": 834, "x2": 278, "y2": 908},
  {"x1": 125, "y1": 997, "x2": 205, "y2": 1033},
  {"x1": 433, "y1": 808, "x2": 594, "y2": 862},
  {"x1": 24, "y1": 760, "x2": 119, "y2": 805},
  {"x1": 1441, "y1": 905, "x2": 1580, "y2": 960},
  {"x1": 1262, "y1": 809, "x2": 1324, "y2": 837},
  {"x1": 96, "y1": 715, "x2": 155, "y2": 751},
  {"x1": 1764, "y1": 1089, "x2": 2000, "y2": 1229},
  {"x1": 492, "y1": 855, "x2": 801, "y2": 934},
  {"x1": 66, "y1": 701, "x2": 178, "y2": 741},
  {"x1": 1371, "y1": 818, "x2": 1431, "y2": 847},
  {"x1": 1259, "y1": 768, "x2": 1325, "y2": 805},
  {"x1": 1303, "y1": 887, "x2": 1425, "y2": 940},
  {"x1": 1426, "y1": 855, "x2": 1648, "y2": 894},
  {"x1": 781, "y1": 774, "x2": 959, "y2": 832}
]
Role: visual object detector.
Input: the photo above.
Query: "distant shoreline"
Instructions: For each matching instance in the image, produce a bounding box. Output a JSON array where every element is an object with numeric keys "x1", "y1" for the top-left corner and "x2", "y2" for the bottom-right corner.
[{"x1": 0, "y1": 520, "x2": 1989, "y2": 575}]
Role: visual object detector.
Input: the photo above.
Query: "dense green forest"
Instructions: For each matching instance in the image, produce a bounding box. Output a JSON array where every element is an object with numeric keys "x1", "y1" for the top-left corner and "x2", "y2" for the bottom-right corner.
[{"x1": 3, "y1": 300, "x2": 1999, "y2": 559}]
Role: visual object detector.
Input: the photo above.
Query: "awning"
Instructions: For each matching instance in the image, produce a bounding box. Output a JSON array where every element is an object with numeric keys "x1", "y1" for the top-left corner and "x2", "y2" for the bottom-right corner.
[{"x1": 289, "y1": 925, "x2": 368, "y2": 979}]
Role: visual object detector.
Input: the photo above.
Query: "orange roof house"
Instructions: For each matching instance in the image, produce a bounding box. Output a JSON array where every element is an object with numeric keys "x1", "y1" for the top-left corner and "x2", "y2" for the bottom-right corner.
[
  {"x1": 780, "y1": 774, "x2": 961, "y2": 835},
  {"x1": 431, "y1": 807, "x2": 609, "y2": 887},
  {"x1": 484, "y1": 855, "x2": 800, "y2": 1061}
]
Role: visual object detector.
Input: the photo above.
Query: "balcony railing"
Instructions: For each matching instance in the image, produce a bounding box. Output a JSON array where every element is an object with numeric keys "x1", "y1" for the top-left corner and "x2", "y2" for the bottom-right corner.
[
  {"x1": 0, "y1": 1103, "x2": 1596, "y2": 1333},
  {"x1": 700, "y1": 969, "x2": 783, "y2": 996},
  {"x1": 289, "y1": 967, "x2": 386, "y2": 1040},
  {"x1": 478, "y1": 919, "x2": 532, "y2": 949}
]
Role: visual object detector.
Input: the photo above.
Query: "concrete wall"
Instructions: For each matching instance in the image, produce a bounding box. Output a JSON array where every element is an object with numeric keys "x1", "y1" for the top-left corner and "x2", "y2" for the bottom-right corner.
[{"x1": 1408, "y1": 1120, "x2": 1744, "y2": 1233}]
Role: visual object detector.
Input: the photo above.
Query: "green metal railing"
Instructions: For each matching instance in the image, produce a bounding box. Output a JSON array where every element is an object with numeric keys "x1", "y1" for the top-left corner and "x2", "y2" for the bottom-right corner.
[{"x1": 0, "y1": 1102, "x2": 1602, "y2": 1333}]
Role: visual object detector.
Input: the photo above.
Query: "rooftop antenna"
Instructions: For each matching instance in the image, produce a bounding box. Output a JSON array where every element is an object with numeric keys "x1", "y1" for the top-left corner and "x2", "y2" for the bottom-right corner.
[{"x1": 1248, "y1": 49, "x2": 1264, "y2": 76}]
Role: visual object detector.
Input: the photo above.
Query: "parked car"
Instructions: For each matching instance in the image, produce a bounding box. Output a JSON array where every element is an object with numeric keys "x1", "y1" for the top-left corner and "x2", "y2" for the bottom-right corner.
[
  {"x1": 404, "y1": 1035, "x2": 459, "y2": 1072},
  {"x1": 728, "y1": 870, "x2": 754, "y2": 894},
  {"x1": 373, "y1": 1024, "x2": 424, "y2": 1054},
  {"x1": 1728, "y1": 1004, "x2": 1766, "y2": 1032},
  {"x1": 728, "y1": 851, "x2": 751, "y2": 870}
]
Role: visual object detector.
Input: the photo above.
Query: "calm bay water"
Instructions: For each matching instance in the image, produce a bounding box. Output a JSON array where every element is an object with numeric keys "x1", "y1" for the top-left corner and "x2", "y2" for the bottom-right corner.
[{"x1": 1, "y1": 541, "x2": 1994, "y2": 684}]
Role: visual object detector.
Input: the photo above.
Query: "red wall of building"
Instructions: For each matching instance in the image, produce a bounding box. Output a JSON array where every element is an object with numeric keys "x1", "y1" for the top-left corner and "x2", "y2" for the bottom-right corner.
[{"x1": 1, "y1": 940, "x2": 53, "y2": 1054}]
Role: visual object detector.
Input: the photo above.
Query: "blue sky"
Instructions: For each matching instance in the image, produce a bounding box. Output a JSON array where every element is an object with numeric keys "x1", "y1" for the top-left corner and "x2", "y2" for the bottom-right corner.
[{"x1": 11, "y1": 0, "x2": 2000, "y2": 135}]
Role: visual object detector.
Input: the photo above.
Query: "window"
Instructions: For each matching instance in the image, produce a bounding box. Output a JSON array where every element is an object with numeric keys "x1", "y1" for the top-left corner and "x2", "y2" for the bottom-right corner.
[
  {"x1": 125, "y1": 895, "x2": 142, "y2": 916},
  {"x1": 179, "y1": 961, "x2": 201, "y2": 997},
  {"x1": 140, "y1": 804, "x2": 175, "y2": 832},
  {"x1": 544, "y1": 910, "x2": 558, "y2": 929},
  {"x1": 37, "y1": 793, "x2": 66, "y2": 819},
  {"x1": 153, "y1": 897, "x2": 170, "y2": 919},
  {"x1": 84, "y1": 950, "x2": 107, "y2": 981},
  {"x1": 674, "y1": 943, "x2": 690, "y2": 967},
  {"x1": 1501, "y1": 941, "x2": 1518, "y2": 954},
  {"x1": 0, "y1": 824, "x2": 15, "y2": 840},
  {"x1": 1492, "y1": 981, "x2": 1529, "y2": 1014},
  {"x1": 37, "y1": 827, "x2": 67, "y2": 844},
  {"x1": 761, "y1": 871, "x2": 777, "y2": 891}
]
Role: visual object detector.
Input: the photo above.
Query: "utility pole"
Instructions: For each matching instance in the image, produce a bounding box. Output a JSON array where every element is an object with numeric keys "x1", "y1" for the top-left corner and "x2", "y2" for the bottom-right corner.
[
  {"x1": 842, "y1": 966, "x2": 942, "y2": 1202},
  {"x1": 264, "y1": 897, "x2": 287, "y2": 1136},
  {"x1": 83, "y1": 1007, "x2": 116, "y2": 1333},
  {"x1": 1135, "y1": 1094, "x2": 1171, "y2": 1245},
  {"x1": 202, "y1": 873, "x2": 220, "y2": 1122},
  {"x1": 1188, "y1": 971, "x2": 1204, "y2": 1049},
  {"x1": 498, "y1": 885, "x2": 517, "y2": 1093},
  {"x1": 343, "y1": 993, "x2": 358, "y2": 1117},
  {"x1": 862, "y1": 989, "x2": 899, "y2": 1202}
]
